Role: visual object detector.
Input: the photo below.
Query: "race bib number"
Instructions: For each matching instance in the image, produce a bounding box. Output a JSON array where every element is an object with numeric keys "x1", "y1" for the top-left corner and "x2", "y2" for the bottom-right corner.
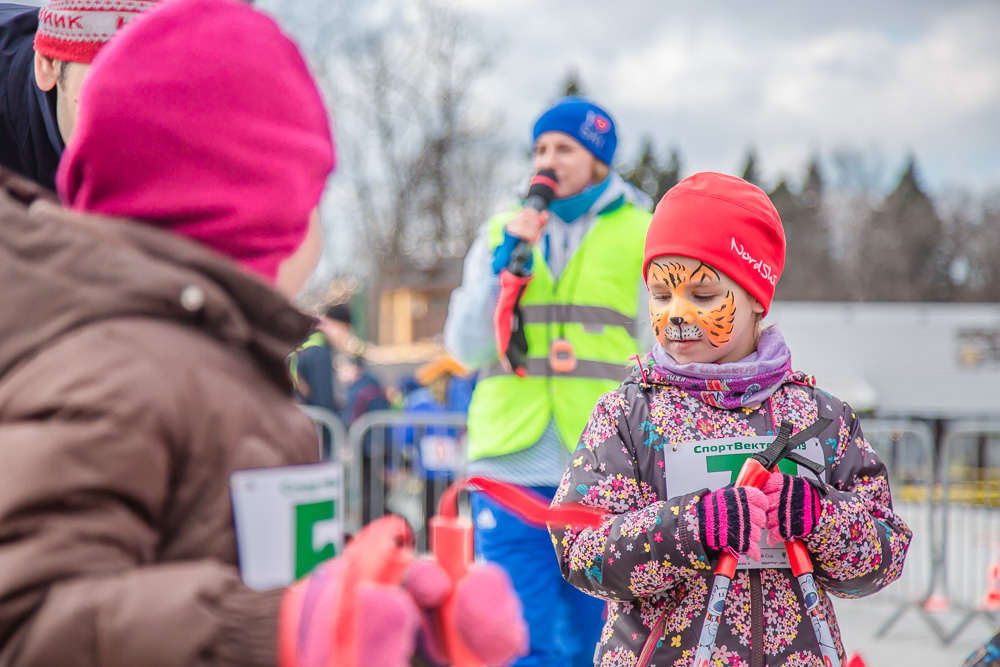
[
  {"x1": 230, "y1": 462, "x2": 345, "y2": 590},
  {"x1": 419, "y1": 434, "x2": 461, "y2": 473},
  {"x1": 664, "y1": 436, "x2": 824, "y2": 569}
]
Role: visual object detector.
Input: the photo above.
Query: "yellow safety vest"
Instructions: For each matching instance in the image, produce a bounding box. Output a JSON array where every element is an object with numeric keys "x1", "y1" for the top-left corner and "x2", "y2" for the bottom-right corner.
[{"x1": 466, "y1": 202, "x2": 650, "y2": 460}]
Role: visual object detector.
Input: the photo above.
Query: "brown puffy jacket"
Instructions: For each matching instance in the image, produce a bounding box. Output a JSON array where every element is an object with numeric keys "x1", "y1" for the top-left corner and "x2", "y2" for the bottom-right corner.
[{"x1": 0, "y1": 169, "x2": 318, "y2": 666}]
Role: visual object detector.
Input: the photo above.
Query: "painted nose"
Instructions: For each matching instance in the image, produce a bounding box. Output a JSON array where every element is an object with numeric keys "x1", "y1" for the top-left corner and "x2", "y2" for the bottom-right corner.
[{"x1": 669, "y1": 316, "x2": 684, "y2": 326}]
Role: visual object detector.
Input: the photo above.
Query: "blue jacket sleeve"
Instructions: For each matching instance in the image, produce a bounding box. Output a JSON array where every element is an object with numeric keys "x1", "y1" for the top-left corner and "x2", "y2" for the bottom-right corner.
[{"x1": 491, "y1": 230, "x2": 533, "y2": 275}]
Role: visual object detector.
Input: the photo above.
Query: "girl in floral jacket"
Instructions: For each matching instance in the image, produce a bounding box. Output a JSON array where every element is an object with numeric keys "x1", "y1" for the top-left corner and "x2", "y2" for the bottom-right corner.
[{"x1": 550, "y1": 172, "x2": 911, "y2": 667}]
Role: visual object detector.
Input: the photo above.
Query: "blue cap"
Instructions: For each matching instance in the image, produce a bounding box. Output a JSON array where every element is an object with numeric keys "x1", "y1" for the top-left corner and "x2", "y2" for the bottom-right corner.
[{"x1": 532, "y1": 97, "x2": 617, "y2": 165}]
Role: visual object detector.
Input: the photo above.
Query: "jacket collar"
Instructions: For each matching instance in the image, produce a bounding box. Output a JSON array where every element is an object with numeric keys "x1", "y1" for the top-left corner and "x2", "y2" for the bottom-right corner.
[{"x1": 0, "y1": 179, "x2": 314, "y2": 388}]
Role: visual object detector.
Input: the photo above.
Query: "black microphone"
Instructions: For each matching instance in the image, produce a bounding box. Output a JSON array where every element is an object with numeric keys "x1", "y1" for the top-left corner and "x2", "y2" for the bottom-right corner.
[{"x1": 508, "y1": 169, "x2": 558, "y2": 276}]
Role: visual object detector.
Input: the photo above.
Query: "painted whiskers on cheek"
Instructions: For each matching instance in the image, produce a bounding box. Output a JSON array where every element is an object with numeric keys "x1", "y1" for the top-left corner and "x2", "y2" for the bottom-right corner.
[
  {"x1": 648, "y1": 261, "x2": 737, "y2": 347},
  {"x1": 700, "y1": 290, "x2": 736, "y2": 347},
  {"x1": 688, "y1": 262, "x2": 737, "y2": 346}
]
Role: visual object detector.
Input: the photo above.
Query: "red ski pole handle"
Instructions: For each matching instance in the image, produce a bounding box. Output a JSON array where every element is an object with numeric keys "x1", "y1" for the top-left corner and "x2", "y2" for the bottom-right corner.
[
  {"x1": 430, "y1": 512, "x2": 482, "y2": 667},
  {"x1": 716, "y1": 457, "x2": 816, "y2": 578},
  {"x1": 785, "y1": 539, "x2": 813, "y2": 576},
  {"x1": 715, "y1": 457, "x2": 770, "y2": 579}
]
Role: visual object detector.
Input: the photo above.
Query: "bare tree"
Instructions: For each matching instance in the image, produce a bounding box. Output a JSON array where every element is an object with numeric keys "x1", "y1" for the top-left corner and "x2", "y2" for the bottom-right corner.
[
  {"x1": 262, "y1": 1, "x2": 507, "y2": 281},
  {"x1": 941, "y1": 188, "x2": 1000, "y2": 301},
  {"x1": 826, "y1": 148, "x2": 888, "y2": 299},
  {"x1": 335, "y1": 2, "x2": 507, "y2": 279}
]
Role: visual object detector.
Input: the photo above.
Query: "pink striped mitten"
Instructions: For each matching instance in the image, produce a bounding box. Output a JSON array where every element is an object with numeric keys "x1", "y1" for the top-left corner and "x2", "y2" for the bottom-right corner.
[
  {"x1": 696, "y1": 485, "x2": 768, "y2": 561},
  {"x1": 761, "y1": 470, "x2": 823, "y2": 546}
]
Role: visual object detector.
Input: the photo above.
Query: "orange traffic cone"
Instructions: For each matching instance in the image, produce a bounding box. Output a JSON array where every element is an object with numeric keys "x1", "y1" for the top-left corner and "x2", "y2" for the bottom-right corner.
[
  {"x1": 845, "y1": 652, "x2": 869, "y2": 667},
  {"x1": 983, "y1": 560, "x2": 1000, "y2": 611},
  {"x1": 922, "y1": 593, "x2": 952, "y2": 612}
]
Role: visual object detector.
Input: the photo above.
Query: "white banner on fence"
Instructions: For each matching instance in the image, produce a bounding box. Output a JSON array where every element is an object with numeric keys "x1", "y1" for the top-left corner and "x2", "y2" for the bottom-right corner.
[{"x1": 230, "y1": 462, "x2": 345, "y2": 590}]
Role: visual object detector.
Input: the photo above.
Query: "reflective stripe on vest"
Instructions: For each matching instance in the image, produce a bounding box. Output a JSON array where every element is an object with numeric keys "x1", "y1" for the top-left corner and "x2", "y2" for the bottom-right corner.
[
  {"x1": 479, "y1": 358, "x2": 629, "y2": 381},
  {"x1": 518, "y1": 304, "x2": 638, "y2": 338},
  {"x1": 466, "y1": 203, "x2": 651, "y2": 460}
]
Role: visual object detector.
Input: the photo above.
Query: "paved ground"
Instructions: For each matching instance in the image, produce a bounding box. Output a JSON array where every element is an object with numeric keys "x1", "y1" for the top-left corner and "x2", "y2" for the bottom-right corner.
[{"x1": 834, "y1": 595, "x2": 996, "y2": 667}]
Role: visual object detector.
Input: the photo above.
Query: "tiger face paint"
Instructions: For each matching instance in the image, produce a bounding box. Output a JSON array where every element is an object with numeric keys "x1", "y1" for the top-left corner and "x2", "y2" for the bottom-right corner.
[{"x1": 646, "y1": 255, "x2": 764, "y2": 365}]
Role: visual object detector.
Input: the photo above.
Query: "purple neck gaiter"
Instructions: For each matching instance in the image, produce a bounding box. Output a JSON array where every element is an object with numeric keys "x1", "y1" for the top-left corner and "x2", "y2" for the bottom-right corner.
[{"x1": 648, "y1": 326, "x2": 793, "y2": 409}]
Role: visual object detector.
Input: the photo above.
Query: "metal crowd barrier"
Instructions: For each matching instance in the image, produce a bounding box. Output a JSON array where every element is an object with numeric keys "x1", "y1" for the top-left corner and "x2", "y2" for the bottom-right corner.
[
  {"x1": 299, "y1": 405, "x2": 349, "y2": 461},
  {"x1": 868, "y1": 419, "x2": 1000, "y2": 645},
  {"x1": 938, "y1": 422, "x2": 1000, "y2": 644},
  {"x1": 862, "y1": 419, "x2": 946, "y2": 641},
  {"x1": 302, "y1": 406, "x2": 1000, "y2": 646},
  {"x1": 346, "y1": 410, "x2": 470, "y2": 550}
]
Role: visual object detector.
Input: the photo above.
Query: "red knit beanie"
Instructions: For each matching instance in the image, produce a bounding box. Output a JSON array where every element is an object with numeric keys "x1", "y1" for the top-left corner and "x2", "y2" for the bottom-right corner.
[
  {"x1": 57, "y1": 0, "x2": 335, "y2": 283},
  {"x1": 34, "y1": 0, "x2": 159, "y2": 64},
  {"x1": 643, "y1": 172, "x2": 785, "y2": 314}
]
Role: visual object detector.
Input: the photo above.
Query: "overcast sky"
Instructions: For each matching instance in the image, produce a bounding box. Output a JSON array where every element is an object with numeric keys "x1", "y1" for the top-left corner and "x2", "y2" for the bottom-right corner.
[
  {"x1": 436, "y1": 0, "x2": 1000, "y2": 196},
  {"x1": 23, "y1": 0, "x2": 996, "y2": 196}
]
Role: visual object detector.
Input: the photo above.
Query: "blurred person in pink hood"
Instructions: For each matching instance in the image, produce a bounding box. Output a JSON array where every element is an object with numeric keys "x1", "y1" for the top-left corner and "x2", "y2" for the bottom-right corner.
[{"x1": 0, "y1": 0, "x2": 526, "y2": 665}]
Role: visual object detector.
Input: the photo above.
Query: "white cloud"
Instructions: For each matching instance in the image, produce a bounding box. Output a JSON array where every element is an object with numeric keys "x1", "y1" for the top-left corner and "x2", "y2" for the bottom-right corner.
[
  {"x1": 445, "y1": 0, "x2": 1000, "y2": 193},
  {"x1": 255, "y1": 0, "x2": 1000, "y2": 194}
]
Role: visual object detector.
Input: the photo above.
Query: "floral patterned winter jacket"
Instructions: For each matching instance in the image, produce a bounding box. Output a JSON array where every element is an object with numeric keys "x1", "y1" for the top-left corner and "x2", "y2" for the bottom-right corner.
[{"x1": 550, "y1": 367, "x2": 912, "y2": 667}]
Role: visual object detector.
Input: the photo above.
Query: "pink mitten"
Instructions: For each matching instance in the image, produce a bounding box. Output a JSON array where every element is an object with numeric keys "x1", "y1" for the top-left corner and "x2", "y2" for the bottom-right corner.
[
  {"x1": 408, "y1": 561, "x2": 528, "y2": 667},
  {"x1": 762, "y1": 471, "x2": 823, "y2": 546},
  {"x1": 696, "y1": 485, "x2": 768, "y2": 561},
  {"x1": 404, "y1": 557, "x2": 452, "y2": 608},
  {"x1": 453, "y1": 564, "x2": 529, "y2": 666},
  {"x1": 279, "y1": 560, "x2": 420, "y2": 667},
  {"x1": 404, "y1": 558, "x2": 456, "y2": 665}
]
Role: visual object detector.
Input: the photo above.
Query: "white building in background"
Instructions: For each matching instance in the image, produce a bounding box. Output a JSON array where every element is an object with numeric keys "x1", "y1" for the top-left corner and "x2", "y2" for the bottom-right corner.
[{"x1": 767, "y1": 302, "x2": 1000, "y2": 420}]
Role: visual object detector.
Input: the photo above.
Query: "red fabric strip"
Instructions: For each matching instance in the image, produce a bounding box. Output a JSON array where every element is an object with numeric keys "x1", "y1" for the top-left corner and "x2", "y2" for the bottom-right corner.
[{"x1": 466, "y1": 476, "x2": 606, "y2": 529}]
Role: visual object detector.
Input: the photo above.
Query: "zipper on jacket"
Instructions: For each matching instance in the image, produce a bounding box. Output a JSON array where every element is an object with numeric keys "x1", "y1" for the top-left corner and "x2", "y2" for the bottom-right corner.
[
  {"x1": 636, "y1": 607, "x2": 669, "y2": 667},
  {"x1": 750, "y1": 569, "x2": 764, "y2": 667}
]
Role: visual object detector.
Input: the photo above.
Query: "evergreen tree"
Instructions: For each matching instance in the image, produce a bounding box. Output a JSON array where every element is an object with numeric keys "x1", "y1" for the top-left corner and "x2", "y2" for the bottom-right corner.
[
  {"x1": 740, "y1": 148, "x2": 762, "y2": 187},
  {"x1": 622, "y1": 139, "x2": 682, "y2": 203},
  {"x1": 771, "y1": 160, "x2": 843, "y2": 301},
  {"x1": 559, "y1": 70, "x2": 585, "y2": 98},
  {"x1": 657, "y1": 149, "x2": 682, "y2": 199},
  {"x1": 854, "y1": 157, "x2": 951, "y2": 300},
  {"x1": 623, "y1": 137, "x2": 660, "y2": 198}
]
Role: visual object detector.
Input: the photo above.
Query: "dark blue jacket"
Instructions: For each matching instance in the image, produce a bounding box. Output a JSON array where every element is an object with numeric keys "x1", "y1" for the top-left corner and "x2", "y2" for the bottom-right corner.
[
  {"x1": 344, "y1": 372, "x2": 389, "y2": 426},
  {"x1": 293, "y1": 340, "x2": 339, "y2": 416},
  {"x1": 0, "y1": 4, "x2": 62, "y2": 189}
]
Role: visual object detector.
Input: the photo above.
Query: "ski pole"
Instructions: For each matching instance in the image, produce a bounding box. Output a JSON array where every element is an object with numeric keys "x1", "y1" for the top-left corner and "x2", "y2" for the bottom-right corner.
[
  {"x1": 787, "y1": 542, "x2": 841, "y2": 667},
  {"x1": 692, "y1": 447, "x2": 771, "y2": 667},
  {"x1": 692, "y1": 419, "x2": 839, "y2": 667}
]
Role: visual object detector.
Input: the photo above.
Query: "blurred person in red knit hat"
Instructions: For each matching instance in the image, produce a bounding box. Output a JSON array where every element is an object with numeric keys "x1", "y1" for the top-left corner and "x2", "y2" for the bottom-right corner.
[
  {"x1": 0, "y1": 0, "x2": 526, "y2": 665},
  {"x1": 0, "y1": 0, "x2": 159, "y2": 189}
]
